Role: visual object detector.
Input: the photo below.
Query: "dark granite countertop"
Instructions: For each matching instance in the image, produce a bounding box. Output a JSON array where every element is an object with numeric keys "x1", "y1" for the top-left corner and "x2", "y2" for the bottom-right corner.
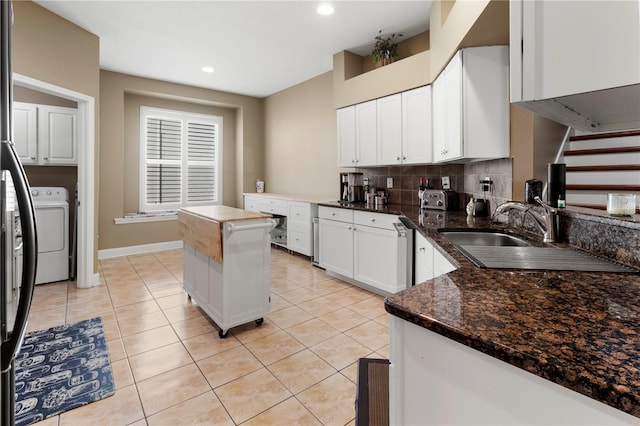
[{"x1": 318, "y1": 201, "x2": 640, "y2": 418}]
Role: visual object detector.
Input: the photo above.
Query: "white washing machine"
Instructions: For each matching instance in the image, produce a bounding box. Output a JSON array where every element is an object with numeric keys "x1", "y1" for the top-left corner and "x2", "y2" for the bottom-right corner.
[{"x1": 31, "y1": 187, "x2": 69, "y2": 284}]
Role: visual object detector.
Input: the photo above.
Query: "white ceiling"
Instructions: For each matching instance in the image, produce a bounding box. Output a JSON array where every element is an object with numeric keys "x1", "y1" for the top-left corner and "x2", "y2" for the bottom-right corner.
[{"x1": 34, "y1": 1, "x2": 432, "y2": 98}]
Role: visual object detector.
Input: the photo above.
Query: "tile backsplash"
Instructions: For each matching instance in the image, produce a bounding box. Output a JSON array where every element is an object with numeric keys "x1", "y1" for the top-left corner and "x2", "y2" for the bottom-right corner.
[{"x1": 356, "y1": 158, "x2": 513, "y2": 212}]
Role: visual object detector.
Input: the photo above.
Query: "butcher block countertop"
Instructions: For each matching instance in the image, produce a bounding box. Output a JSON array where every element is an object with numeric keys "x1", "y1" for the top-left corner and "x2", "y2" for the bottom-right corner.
[
  {"x1": 180, "y1": 205, "x2": 272, "y2": 222},
  {"x1": 177, "y1": 206, "x2": 271, "y2": 262}
]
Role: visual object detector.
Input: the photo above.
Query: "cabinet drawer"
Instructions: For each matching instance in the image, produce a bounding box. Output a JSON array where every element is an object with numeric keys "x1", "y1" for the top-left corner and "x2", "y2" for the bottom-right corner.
[
  {"x1": 319, "y1": 206, "x2": 353, "y2": 222},
  {"x1": 259, "y1": 198, "x2": 287, "y2": 216},
  {"x1": 353, "y1": 211, "x2": 399, "y2": 230},
  {"x1": 287, "y1": 224, "x2": 311, "y2": 256},
  {"x1": 288, "y1": 201, "x2": 311, "y2": 224},
  {"x1": 244, "y1": 196, "x2": 261, "y2": 213}
]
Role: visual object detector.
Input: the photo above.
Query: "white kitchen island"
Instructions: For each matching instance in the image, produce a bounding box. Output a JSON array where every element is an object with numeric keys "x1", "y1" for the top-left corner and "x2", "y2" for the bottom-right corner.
[{"x1": 177, "y1": 206, "x2": 274, "y2": 338}]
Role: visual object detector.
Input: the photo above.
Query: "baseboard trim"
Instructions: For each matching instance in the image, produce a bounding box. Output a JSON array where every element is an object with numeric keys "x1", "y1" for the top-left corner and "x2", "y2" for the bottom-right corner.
[{"x1": 98, "y1": 240, "x2": 183, "y2": 260}]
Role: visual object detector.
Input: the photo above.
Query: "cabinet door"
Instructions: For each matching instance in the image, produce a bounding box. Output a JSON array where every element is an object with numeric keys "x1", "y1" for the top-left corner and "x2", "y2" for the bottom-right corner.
[
  {"x1": 414, "y1": 233, "x2": 434, "y2": 283},
  {"x1": 319, "y1": 219, "x2": 353, "y2": 278},
  {"x1": 377, "y1": 94, "x2": 402, "y2": 165},
  {"x1": 355, "y1": 100, "x2": 377, "y2": 166},
  {"x1": 519, "y1": 1, "x2": 640, "y2": 101},
  {"x1": 433, "y1": 248, "x2": 456, "y2": 277},
  {"x1": 402, "y1": 86, "x2": 432, "y2": 164},
  {"x1": 353, "y1": 225, "x2": 402, "y2": 293},
  {"x1": 38, "y1": 106, "x2": 77, "y2": 165},
  {"x1": 432, "y1": 74, "x2": 447, "y2": 163},
  {"x1": 13, "y1": 102, "x2": 38, "y2": 165},
  {"x1": 337, "y1": 106, "x2": 357, "y2": 167},
  {"x1": 443, "y1": 52, "x2": 463, "y2": 161}
]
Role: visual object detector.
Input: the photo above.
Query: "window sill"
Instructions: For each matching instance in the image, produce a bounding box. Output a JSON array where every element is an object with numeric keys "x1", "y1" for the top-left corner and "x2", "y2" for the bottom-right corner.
[{"x1": 114, "y1": 212, "x2": 178, "y2": 225}]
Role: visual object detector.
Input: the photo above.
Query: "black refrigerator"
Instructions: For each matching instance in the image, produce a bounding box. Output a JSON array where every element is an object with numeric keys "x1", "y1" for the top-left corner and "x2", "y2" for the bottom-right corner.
[{"x1": 0, "y1": 1, "x2": 39, "y2": 425}]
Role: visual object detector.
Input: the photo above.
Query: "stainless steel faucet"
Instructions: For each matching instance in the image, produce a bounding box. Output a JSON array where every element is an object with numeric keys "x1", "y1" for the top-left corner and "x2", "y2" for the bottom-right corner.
[{"x1": 494, "y1": 196, "x2": 558, "y2": 243}]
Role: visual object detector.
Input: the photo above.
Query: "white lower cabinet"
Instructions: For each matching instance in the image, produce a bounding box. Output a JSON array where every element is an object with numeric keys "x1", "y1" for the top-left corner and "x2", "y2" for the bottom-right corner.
[
  {"x1": 319, "y1": 206, "x2": 408, "y2": 294},
  {"x1": 318, "y1": 217, "x2": 353, "y2": 278},
  {"x1": 353, "y1": 225, "x2": 400, "y2": 292},
  {"x1": 414, "y1": 232, "x2": 456, "y2": 283},
  {"x1": 414, "y1": 233, "x2": 435, "y2": 283},
  {"x1": 287, "y1": 201, "x2": 316, "y2": 257},
  {"x1": 389, "y1": 316, "x2": 638, "y2": 425},
  {"x1": 243, "y1": 195, "x2": 318, "y2": 258}
]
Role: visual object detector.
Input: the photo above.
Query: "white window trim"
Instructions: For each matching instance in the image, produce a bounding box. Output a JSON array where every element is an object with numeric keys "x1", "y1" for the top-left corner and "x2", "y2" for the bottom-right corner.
[{"x1": 139, "y1": 106, "x2": 223, "y2": 212}]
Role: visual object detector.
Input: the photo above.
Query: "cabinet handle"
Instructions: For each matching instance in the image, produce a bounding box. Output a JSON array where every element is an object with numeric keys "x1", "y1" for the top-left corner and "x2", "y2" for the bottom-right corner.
[
  {"x1": 347, "y1": 226, "x2": 352, "y2": 230},
  {"x1": 402, "y1": 156, "x2": 406, "y2": 160},
  {"x1": 396, "y1": 156, "x2": 400, "y2": 160},
  {"x1": 43, "y1": 156, "x2": 49, "y2": 160},
  {"x1": 331, "y1": 212, "x2": 336, "y2": 216},
  {"x1": 419, "y1": 246, "x2": 426, "y2": 252},
  {"x1": 352, "y1": 159, "x2": 356, "y2": 164},
  {"x1": 370, "y1": 218, "x2": 376, "y2": 222},
  {"x1": 30, "y1": 156, "x2": 35, "y2": 160}
]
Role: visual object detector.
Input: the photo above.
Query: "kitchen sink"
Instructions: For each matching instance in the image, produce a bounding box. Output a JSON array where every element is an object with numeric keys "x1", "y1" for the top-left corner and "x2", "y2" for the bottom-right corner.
[
  {"x1": 439, "y1": 230, "x2": 533, "y2": 247},
  {"x1": 438, "y1": 230, "x2": 635, "y2": 273}
]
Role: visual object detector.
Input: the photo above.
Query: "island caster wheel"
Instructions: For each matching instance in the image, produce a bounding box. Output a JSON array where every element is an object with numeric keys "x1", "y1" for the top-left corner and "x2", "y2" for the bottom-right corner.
[
  {"x1": 255, "y1": 318, "x2": 264, "y2": 326},
  {"x1": 218, "y1": 329, "x2": 229, "y2": 338}
]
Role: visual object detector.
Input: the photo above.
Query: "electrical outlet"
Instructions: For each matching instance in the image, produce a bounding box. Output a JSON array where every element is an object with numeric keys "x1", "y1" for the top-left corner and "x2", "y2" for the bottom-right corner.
[
  {"x1": 387, "y1": 177, "x2": 393, "y2": 189},
  {"x1": 363, "y1": 177, "x2": 369, "y2": 186},
  {"x1": 481, "y1": 176, "x2": 492, "y2": 192},
  {"x1": 442, "y1": 176, "x2": 450, "y2": 190}
]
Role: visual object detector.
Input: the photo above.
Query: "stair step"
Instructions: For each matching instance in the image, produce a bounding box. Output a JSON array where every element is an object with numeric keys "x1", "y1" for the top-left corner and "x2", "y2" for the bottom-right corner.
[
  {"x1": 564, "y1": 146, "x2": 640, "y2": 156},
  {"x1": 566, "y1": 165, "x2": 640, "y2": 172},
  {"x1": 570, "y1": 130, "x2": 640, "y2": 142},
  {"x1": 566, "y1": 184, "x2": 640, "y2": 191},
  {"x1": 566, "y1": 170, "x2": 640, "y2": 186}
]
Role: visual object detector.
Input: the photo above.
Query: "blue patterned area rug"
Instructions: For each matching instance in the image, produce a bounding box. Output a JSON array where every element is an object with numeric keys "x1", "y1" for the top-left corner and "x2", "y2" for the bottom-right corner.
[{"x1": 14, "y1": 317, "x2": 116, "y2": 426}]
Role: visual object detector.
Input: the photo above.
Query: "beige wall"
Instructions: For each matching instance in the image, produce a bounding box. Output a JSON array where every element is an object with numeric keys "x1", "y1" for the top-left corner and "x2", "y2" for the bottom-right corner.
[
  {"x1": 14, "y1": 86, "x2": 78, "y2": 108},
  {"x1": 123, "y1": 94, "x2": 237, "y2": 212},
  {"x1": 263, "y1": 72, "x2": 337, "y2": 198},
  {"x1": 332, "y1": 0, "x2": 507, "y2": 109},
  {"x1": 12, "y1": 0, "x2": 100, "y2": 270},
  {"x1": 99, "y1": 71, "x2": 263, "y2": 250},
  {"x1": 511, "y1": 105, "x2": 568, "y2": 201}
]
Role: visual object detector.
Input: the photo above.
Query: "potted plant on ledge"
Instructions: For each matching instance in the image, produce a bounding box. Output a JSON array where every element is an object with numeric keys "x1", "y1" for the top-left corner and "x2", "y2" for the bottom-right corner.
[{"x1": 372, "y1": 30, "x2": 403, "y2": 67}]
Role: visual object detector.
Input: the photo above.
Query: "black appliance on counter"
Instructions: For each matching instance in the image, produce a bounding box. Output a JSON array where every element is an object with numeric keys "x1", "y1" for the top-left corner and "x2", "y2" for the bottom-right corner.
[
  {"x1": 339, "y1": 172, "x2": 364, "y2": 203},
  {"x1": 1, "y1": 2, "x2": 39, "y2": 425}
]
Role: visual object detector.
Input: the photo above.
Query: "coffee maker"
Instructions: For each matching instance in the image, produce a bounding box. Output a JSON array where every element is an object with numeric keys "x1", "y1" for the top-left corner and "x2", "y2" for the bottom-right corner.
[{"x1": 339, "y1": 172, "x2": 364, "y2": 203}]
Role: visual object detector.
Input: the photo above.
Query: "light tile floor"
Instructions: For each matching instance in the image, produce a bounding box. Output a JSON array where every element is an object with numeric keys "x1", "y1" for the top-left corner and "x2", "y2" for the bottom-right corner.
[{"x1": 27, "y1": 248, "x2": 390, "y2": 425}]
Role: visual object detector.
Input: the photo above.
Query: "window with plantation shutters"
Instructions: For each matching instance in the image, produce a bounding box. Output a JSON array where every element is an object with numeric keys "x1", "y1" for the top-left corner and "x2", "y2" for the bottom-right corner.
[{"x1": 140, "y1": 107, "x2": 222, "y2": 211}]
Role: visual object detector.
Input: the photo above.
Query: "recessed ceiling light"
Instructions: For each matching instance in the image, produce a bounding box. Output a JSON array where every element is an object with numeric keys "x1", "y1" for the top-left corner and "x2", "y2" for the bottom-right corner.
[
  {"x1": 201, "y1": 66, "x2": 214, "y2": 73},
  {"x1": 317, "y1": 3, "x2": 334, "y2": 16}
]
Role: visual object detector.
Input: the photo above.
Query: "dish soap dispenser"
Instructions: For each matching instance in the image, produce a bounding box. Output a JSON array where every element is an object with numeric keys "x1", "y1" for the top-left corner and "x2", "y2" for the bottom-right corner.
[{"x1": 466, "y1": 197, "x2": 474, "y2": 216}]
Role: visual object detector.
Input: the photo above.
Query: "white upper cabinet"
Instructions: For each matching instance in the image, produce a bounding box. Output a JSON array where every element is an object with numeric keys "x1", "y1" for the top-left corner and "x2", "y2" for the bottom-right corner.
[
  {"x1": 338, "y1": 86, "x2": 433, "y2": 167},
  {"x1": 510, "y1": 0, "x2": 640, "y2": 131},
  {"x1": 14, "y1": 102, "x2": 78, "y2": 166},
  {"x1": 38, "y1": 106, "x2": 78, "y2": 165},
  {"x1": 402, "y1": 86, "x2": 432, "y2": 164},
  {"x1": 337, "y1": 106, "x2": 357, "y2": 167},
  {"x1": 377, "y1": 94, "x2": 403, "y2": 165},
  {"x1": 355, "y1": 100, "x2": 377, "y2": 167},
  {"x1": 378, "y1": 88, "x2": 432, "y2": 165},
  {"x1": 13, "y1": 102, "x2": 38, "y2": 164},
  {"x1": 337, "y1": 101, "x2": 377, "y2": 167},
  {"x1": 433, "y1": 46, "x2": 509, "y2": 163}
]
